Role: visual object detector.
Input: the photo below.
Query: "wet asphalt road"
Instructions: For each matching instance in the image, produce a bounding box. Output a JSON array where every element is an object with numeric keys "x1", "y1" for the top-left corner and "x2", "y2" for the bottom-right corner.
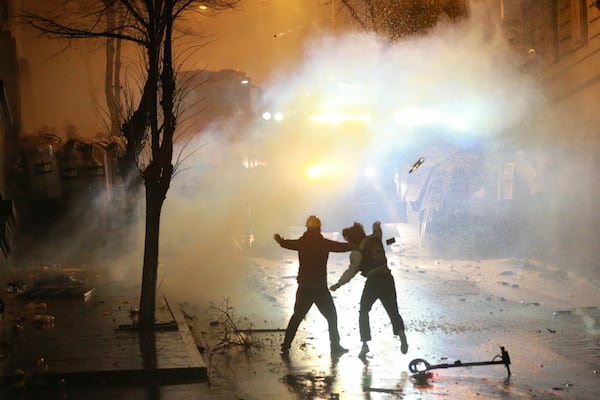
[
  {"x1": 167, "y1": 252, "x2": 600, "y2": 400},
  {"x1": 7, "y1": 251, "x2": 598, "y2": 399}
]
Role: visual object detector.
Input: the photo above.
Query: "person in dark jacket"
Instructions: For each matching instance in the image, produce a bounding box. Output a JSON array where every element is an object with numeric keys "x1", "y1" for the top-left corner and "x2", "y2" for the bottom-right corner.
[
  {"x1": 330, "y1": 221, "x2": 408, "y2": 358},
  {"x1": 274, "y1": 215, "x2": 353, "y2": 356}
]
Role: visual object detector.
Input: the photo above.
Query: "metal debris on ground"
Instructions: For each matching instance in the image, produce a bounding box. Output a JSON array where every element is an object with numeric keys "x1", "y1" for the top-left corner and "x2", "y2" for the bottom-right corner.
[{"x1": 409, "y1": 346, "x2": 511, "y2": 384}]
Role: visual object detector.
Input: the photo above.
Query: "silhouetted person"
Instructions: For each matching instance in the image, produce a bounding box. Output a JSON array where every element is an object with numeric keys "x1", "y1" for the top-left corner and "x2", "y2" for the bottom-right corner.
[
  {"x1": 330, "y1": 221, "x2": 408, "y2": 358},
  {"x1": 274, "y1": 215, "x2": 353, "y2": 356}
]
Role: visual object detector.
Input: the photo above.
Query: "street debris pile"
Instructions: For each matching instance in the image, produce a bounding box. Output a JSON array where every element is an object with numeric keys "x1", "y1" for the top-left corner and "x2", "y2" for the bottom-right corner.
[{"x1": 8, "y1": 266, "x2": 94, "y2": 300}]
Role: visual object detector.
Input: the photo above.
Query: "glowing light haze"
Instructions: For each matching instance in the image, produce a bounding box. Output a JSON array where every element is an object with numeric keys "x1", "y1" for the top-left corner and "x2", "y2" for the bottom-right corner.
[
  {"x1": 153, "y1": 3, "x2": 552, "y2": 303},
  {"x1": 14, "y1": 1, "x2": 598, "y2": 308}
]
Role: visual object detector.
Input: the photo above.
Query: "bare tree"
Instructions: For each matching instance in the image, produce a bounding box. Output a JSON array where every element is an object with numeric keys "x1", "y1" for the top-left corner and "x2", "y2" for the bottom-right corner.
[
  {"x1": 20, "y1": 0, "x2": 240, "y2": 328},
  {"x1": 338, "y1": 0, "x2": 468, "y2": 40},
  {"x1": 103, "y1": 0, "x2": 125, "y2": 137}
]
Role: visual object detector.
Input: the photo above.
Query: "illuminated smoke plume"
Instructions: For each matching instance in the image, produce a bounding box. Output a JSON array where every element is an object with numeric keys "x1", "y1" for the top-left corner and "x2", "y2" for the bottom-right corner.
[
  {"x1": 24, "y1": 2, "x2": 596, "y2": 304},
  {"x1": 150, "y1": 3, "x2": 554, "y2": 304}
]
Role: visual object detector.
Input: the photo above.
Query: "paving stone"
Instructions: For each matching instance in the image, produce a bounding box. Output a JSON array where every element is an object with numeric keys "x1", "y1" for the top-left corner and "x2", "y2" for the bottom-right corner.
[{"x1": 0, "y1": 276, "x2": 207, "y2": 389}]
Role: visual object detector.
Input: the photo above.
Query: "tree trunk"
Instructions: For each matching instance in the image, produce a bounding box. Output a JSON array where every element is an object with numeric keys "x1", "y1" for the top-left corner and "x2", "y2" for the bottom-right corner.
[
  {"x1": 137, "y1": 5, "x2": 161, "y2": 328},
  {"x1": 20, "y1": 0, "x2": 240, "y2": 333},
  {"x1": 137, "y1": 1, "x2": 176, "y2": 329},
  {"x1": 138, "y1": 182, "x2": 163, "y2": 328}
]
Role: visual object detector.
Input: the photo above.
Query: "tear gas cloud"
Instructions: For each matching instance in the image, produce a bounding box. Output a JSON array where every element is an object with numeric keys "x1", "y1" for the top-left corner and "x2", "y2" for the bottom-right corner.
[
  {"x1": 28, "y1": 3, "x2": 596, "y2": 306},
  {"x1": 138, "y1": 4, "x2": 598, "y2": 306}
]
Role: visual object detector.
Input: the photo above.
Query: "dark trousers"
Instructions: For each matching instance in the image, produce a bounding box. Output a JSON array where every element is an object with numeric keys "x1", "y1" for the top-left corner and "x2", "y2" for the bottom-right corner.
[
  {"x1": 359, "y1": 273, "x2": 405, "y2": 342},
  {"x1": 282, "y1": 285, "x2": 341, "y2": 348}
]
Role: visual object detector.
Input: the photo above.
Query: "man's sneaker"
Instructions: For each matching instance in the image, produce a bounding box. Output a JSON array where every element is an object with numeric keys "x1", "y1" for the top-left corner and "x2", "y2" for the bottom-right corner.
[
  {"x1": 280, "y1": 344, "x2": 290, "y2": 357},
  {"x1": 330, "y1": 344, "x2": 348, "y2": 356},
  {"x1": 358, "y1": 343, "x2": 369, "y2": 358},
  {"x1": 398, "y1": 333, "x2": 408, "y2": 354},
  {"x1": 401, "y1": 341, "x2": 408, "y2": 354}
]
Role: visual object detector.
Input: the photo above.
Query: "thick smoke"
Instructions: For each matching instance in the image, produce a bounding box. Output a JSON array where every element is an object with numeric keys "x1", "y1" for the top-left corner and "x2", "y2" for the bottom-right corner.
[
  {"x1": 149, "y1": 2, "x2": 556, "y2": 299},
  {"x1": 150, "y1": 2, "x2": 598, "y2": 305},
  {"x1": 18, "y1": 2, "x2": 598, "y2": 304}
]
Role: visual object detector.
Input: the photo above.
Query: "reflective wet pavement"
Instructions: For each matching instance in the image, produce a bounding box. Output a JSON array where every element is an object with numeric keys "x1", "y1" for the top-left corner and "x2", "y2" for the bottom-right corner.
[
  {"x1": 177, "y1": 252, "x2": 600, "y2": 399},
  {"x1": 1, "y1": 253, "x2": 599, "y2": 399},
  {"x1": 0, "y1": 266, "x2": 207, "y2": 399}
]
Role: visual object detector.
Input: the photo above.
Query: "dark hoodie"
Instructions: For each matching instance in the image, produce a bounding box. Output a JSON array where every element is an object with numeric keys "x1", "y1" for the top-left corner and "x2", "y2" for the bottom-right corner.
[{"x1": 277, "y1": 229, "x2": 353, "y2": 287}]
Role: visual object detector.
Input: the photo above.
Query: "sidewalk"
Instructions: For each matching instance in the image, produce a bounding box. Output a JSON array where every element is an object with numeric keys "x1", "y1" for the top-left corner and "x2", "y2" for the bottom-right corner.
[{"x1": 0, "y1": 267, "x2": 207, "y2": 392}]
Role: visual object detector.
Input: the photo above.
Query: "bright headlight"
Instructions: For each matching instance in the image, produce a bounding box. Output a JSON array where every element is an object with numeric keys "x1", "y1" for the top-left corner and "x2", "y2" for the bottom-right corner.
[
  {"x1": 306, "y1": 165, "x2": 322, "y2": 179},
  {"x1": 364, "y1": 167, "x2": 377, "y2": 178},
  {"x1": 305, "y1": 163, "x2": 336, "y2": 180},
  {"x1": 262, "y1": 111, "x2": 284, "y2": 121}
]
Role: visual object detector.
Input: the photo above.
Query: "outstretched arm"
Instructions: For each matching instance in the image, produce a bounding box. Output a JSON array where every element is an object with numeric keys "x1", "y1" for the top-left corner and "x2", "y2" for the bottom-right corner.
[
  {"x1": 325, "y1": 238, "x2": 354, "y2": 253},
  {"x1": 274, "y1": 234, "x2": 301, "y2": 250},
  {"x1": 330, "y1": 250, "x2": 361, "y2": 291}
]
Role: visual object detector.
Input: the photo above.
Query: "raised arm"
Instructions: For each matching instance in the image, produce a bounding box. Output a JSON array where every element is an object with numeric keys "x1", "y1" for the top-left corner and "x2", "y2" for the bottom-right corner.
[{"x1": 372, "y1": 221, "x2": 382, "y2": 238}]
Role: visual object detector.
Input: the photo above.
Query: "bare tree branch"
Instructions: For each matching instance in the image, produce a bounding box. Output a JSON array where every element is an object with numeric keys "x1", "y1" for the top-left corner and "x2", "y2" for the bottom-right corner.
[
  {"x1": 20, "y1": 10, "x2": 148, "y2": 45},
  {"x1": 339, "y1": 0, "x2": 369, "y2": 32},
  {"x1": 19, "y1": 0, "x2": 243, "y2": 330}
]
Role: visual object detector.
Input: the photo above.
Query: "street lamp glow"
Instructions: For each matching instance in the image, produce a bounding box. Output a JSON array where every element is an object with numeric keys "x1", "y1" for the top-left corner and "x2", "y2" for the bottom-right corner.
[
  {"x1": 306, "y1": 165, "x2": 322, "y2": 179},
  {"x1": 364, "y1": 167, "x2": 377, "y2": 178}
]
